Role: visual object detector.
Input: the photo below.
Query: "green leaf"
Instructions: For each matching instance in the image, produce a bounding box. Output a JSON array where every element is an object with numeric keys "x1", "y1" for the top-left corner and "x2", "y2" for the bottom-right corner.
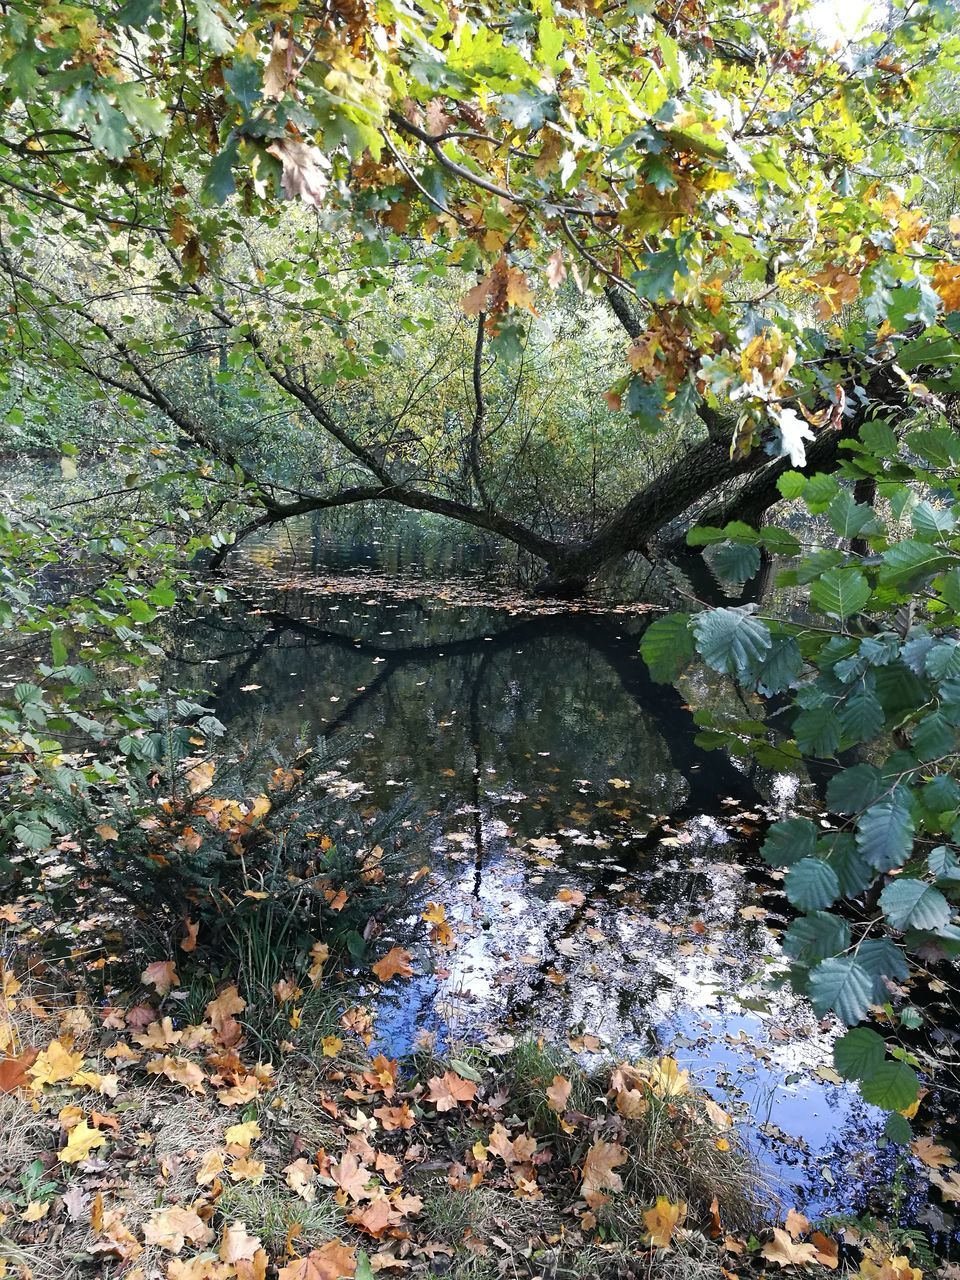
[
  {"x1": 808, "y1": 957, "x2": 875, "y2": 1025},
  {"x1": 834, "y1": 1027, "x2": 885, "y2": 1082},
  {"x1": 782, "y1": 912, "x2": 850, "y2": 963},
  {"x1": 911, "y1": 500, "x2": 955, "y2": 539},
  {"x1": 201, "y1": 138, "x2": 240, "y2": 205},
  {"x1": 857, "y1": 939, "x2": 909, "y2": 995},
  {"x1": 755, "y1": 636, "x2": 802, "y2": 695},
  {"x1": 878, "y1": 878, "x2": 952, "y2": 931},
  {"x1": 803, "y1": 472, "x2": 839, "y2": 511},
  {"x1": 712, "y1": 542, "x2": 761, "y2": 582},
  {"x1": 116, "y1": 0, "x2": 161, "y2": 26},
  {"x1": 819, "y1": 833, "x2": 873, "y2": 897},
  {"x1": 784, "y1": 858, "x2": 840, "y2": 910},
  {"x1": 879, "y1": 540, "x2": 955, "y2": 592},
  {"x1": 809, "y1": 567, "x2": 870, "y2": 619},
  {"x1": 777, "y1": 471, "x2": 807, "y2": 500},
  {"x1": 760, "y1": 817, "x2": 817, "y2": 867},
  {"x1": 884, "y1": 1112, "x2": 913, "y2": 1144},
  {"x1": 838, "y1": 687, "x2": 884, "y2": 743},
  {"x1": 856, "y1": 798, "x2": 914, "y2": 872},
  {"x1": 912, "y1": 711, "x2": 956, "y2": 761},
  {"x1": 859, "y1": 1061, "x2": 919, "y2": 1111},
  {"x1": 691, "y1": 607, "x2": 771, "y2": 681},
  {"x1": 794, "y1": 702, "x2": 840, "y2": 757},
  {"x1": 826, "y1": 491, "x2": 876, "y2": 538},
  {"x1": 925, "y1": 640, "x2": 960, "y2": 680},
  {"x1": 89, "y1": 102, "x2": 134, "y2": 159},
  {"x1": 194, "y1": 0, "x2": 233, "y2": 51},
  {"x1": 928, "y1": 845, "x2": 960, "y2": 880},
  {"x1": 826, "y1": 764, "x2": 883, "y2": 814},
  {"x1": 640, "y1": 614, "x2": 694, "y2": 683}
]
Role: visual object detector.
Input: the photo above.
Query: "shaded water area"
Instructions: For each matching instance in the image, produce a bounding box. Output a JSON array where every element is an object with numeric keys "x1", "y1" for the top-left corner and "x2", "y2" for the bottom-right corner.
[{"x1": 175, "y1": 512, "x2": 956, "y2": 1246}]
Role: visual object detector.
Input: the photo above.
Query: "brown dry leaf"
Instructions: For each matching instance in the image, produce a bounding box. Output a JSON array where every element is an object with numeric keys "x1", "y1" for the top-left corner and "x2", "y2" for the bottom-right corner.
[
  {"x1": 224, "y1": 1119, "x2": 261, "y2": 1152},
  {"x1": 144, "y1": 1205, "x2": 214, "y2": 1254},
  {"x1": 546, "y1": 248, "x2": 566, "y2": 290},
  {"x1": 186, "y1": 760, "x2": 215, "y2": 794},
  {"x1": 329, "y1": 1152, "x2": 371, "y2": 1200},
  {"x1": 704, "y1": 1099, "x2": 732, "y2": 1129},
  {"x1": 648, "y1": 1056, "x2": 689, "y2": 1098},
  {"x1": 761, "y1": 1228, "x2": 819, "y2": 1268},
  {"x1": 180, "y1": 919, "x2": 199, "y2": 953},
  {"x1": 146, "y1": 1055, "x2": 206, "y2": 1095},
  {"x1": 219, "y1": 1220, "x2": 262, "y2": 1263},
  {"x1": 785, "y1": 1208, "x2": 810, "y2": 1239},
  {"x1": 931, "y1": 1169, "x2": 960, "y2": 1202},
  {"x1": 812, "y1": 1232, "x2": 839, "y2": 1270},
  {"x1": 196, "y1": 1148, "x2": 226, "y2": 1186},
  {"x1": 545, "y1": 1074, "x2": 571, "y2": 1113},
  {"x1": 425, "y1": 1070, "x2": 477, "y2": 1112},
  {"x1": 581, "y1": 1140, "x2": 627, "y2": 1208},
  {"x1": 0, "y1": 1048, "x2": 38, "y2": 1093},
  {"x1": 142, "y1": 960, "x2": 180, "y2": 995},
  {"x1": 277, "y1": 1240, "x2": 357, "y2": 1279},
  {"x1": 229, "y1": 1156, "x2": 266, "y2": 1184},
  {"x1": 371, "y1": 948, "x2": 414, "y2": 982},
  {"x1": 374, "y1": 1102, "x2": 415, "y2": 1131},
  {"x1": 284, "y1": 1157, "x2": 317, "y2": 1202},
  {"x1": 217, "y1": 1076, "x2": 260, "y2": 1106},
  {"x1": 347, "y1": 1195, "x2": 401, "y2": 1237},
  {"x1": 554, "y1": 887, "x2": 585, "y2": 906},
  {"x1": 911, "y1": 1136, "x2": 956, "y2": 1168},
  {"x1": 21, "y1": 1200, "x2": 49, "y2": 1222},
  {"x1": 643, "y1": 1197, "x2": 687, "y2": 1249},
  {"x1": 28, "y1": 1039, "x2": 84, "y2": 1088},
  {"x1": 205, "y1": 985, "x2": 245, "y2": 1031},
  {"x1": 267, "y1": 139, "x2": 329, "y2": 206},
  {"x1": 95, "y1": 823, "x2": 119, "y2": 840}
]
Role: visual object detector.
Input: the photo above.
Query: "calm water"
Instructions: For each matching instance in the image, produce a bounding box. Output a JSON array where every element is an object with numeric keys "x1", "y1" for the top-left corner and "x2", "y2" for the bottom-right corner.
[{"x1": 172, "y1": 512, "x2": 955, "y2": 1242}]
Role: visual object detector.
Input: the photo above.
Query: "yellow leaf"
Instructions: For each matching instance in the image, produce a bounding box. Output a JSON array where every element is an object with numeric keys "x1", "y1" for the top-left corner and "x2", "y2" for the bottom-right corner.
[
  {"x1": 224, "y1": 1120, "x2": 261, "y2": 1152},
  {"x1": 643, "y1": 1197, "x2": 687, "y2": 1249},
  {"x1": 29, "y1": 1040, "x2": 85, "y2": 1088},
  {"x1": 60, "y1": 1120, "x2": 108, "y2": 1164},
  {"x1": 321, "y1": 1035, "x2": 343, "y2": 1058}
]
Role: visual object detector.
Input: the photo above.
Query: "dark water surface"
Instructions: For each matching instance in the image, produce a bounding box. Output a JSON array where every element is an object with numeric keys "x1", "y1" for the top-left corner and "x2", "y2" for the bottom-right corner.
[{"x1": 174, "y1": 513, "x2": 954, "y2": 1243}]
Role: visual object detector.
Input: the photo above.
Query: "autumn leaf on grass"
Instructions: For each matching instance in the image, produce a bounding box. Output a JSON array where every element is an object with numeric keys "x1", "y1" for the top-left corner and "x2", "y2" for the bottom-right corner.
[
  {"x1": 205, "y1": 984, "x2": 246, "y2": 1032},
  {"x1": 60, "y1": 1119, "x2": 108, "y2": 1163},
  {"x1": 643, "y1": 1197, "x2": 687, "y2": 1249},
  {"x1": 143, "y1": 1205, "x2": 213, "y2": 1253},
  {"x1": 911, "y1": 1136, "x2": 956, "y2": 1168},
  {"x1": 219, "y1": 1220, "x2": 263, "y2": 1263},
  {"x1": 196, "y1": 1147, "x2": 225, "y2": 1185},
  {"x1": 28, "y1": 1039, "x2": 85, "y2": 1088},
  {"x1": 142, "y1": 960, "x2": 179, "y2": 995},
  {"x1": 374, "y1": 1102, "x2": 415, "y2": 1130},
  {"x1": 648, "y1": 1056, "x2": 689, "y2": 1098},
  {"x1": 347, "y1": 1195, "x2": 402, "y2": 1238},
  {"x1": 761, "y1": 1228, "x2": 819, "y2": 1268},
  {"x1": 371, "y1": 947, "x2": 413, "y2": 982},
  {"x1": 277, "y1": 1240, "x2": 358, "y2": 1279},
  {"x1": 581, "y1": 1140, "x2": 627, "y2": 1208},
  {"x1": 146, "y1": 1055, "x2": 206, "y2": 1095},
  {"x1": 225, "y1": 1119, "x2": 261, "y2": 1153},
  {"x1": 21, "y1": 1200, "x2": 49, "y2": 1222},
  {"x1": 321, "y1": 1035, "x2": 343, "y2": 1058},
  {"x1": 858, "y1": 1258, "x2": 923, "y2": 1280},
  {"x1": 329, "y1": 1152, "x2": 372, "y2": 1200},
  {"x1": 546, "y1": 1074, "x2": 571, "y2": 1113},
  {"x1": 186, "y1": 759, "x2": 215, "y2": 794},
  {"x1": 0, "y1": 1048, "x2": 38, "y2": 1093},
  {"x1": 229, "y1": 1156, "x2": 266, "y2": 1184},
  {"x1": 425, "y1": 1070, "x2": 477, "y2": 1112},
  {"x1": 285, "y1": 1157, "x2": 318, "y2": 1202}
]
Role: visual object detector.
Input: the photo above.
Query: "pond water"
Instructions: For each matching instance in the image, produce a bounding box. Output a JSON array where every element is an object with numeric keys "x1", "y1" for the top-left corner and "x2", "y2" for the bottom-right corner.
[{"x1": 174, "y1": 512, "x2": 956, "y2": 1246}]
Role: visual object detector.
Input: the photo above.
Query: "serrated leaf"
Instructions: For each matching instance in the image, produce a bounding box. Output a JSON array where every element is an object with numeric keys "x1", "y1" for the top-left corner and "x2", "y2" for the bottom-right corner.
[
  {"x1": 912, "y1": 711, "x2": 956, "y2": 761},
  {"x1": 712, "y1": 541, "x2": 761, "y2": 582},
  {"x1": 834, "y1": 1027, "x2": 885, "y2": 1082},
  {"x1": 756, "y1": 636, "x2": 802, "y2": 695},
  {"x1": 760, "y1": 817, "x2": 817, "y2": 867},
  {"x1": 809, "y1": 567, "x2": 871, "y2": 619},
  {"x1": 837, "y1": 687, "x2": 884, "y2": 743},
  {"x1": 640, "y1": 614, "x2": 694, "y2": 683},
  {"x1": 784, "y1": 858, "x2": 841, "y2": 910},
  {"x1": 808, "y1": 957, "x2": 875, "y2": 1025},
  {"x1": 794, "y1": 702, "x2": 840, "y2": 756},
  {"x1": 782, "y1": 912, "x2": 851, "y2": 963},
  {"x1": 929, "y1": 845, "x2": 960, "y2": 880},
  {"x1": 691, "y1": 607, "x2": 771, "y2": 681},
  {"x1": 879, "y1": 540, "x2": 954, "y2": 592},
  {"x1": 856, "y1": 798, "x2": 914, "y2": 872},
  {"x1": 878, "y1": 878, "x2": 952, "y2": 931},
  {"x1": 777, "y1": 471, "x2": 807, "y2": 499},
  {"x1": 826, "y1": 764, "x2": 883, "y2": 814},
  {"x1": 859, "y1": 1061, "x2": 919, "y2": 1111}
]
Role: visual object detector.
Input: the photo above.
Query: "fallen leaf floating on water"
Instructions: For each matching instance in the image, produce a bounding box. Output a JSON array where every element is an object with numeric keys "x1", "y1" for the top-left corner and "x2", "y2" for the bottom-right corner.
[
  {"x1": 371, "y1": 947, "x2": 414, "y2": 981},
  {"x1": 554, "y1": 887, "x2": 585, "y2": 906},
  {"x1": 425, "y1": 1070, "x2": 478, "y2": 1111},
  {"x1": 643, "y1": 1197, "x2": 687, "y2": 1249},
  {"x1": 910, "y1": 1135, "x2": 956, "y2": 1168}
]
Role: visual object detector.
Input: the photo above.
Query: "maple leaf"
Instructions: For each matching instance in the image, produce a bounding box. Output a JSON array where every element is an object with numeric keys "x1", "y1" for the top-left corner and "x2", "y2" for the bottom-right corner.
[
  {"x1": 0, "y1": 1048, "x2": 38, "y2": 1092},
  {"x1": 196, "y1": 1147, "x2": 225, "y2": 1185},
  {"x1": 785, "y1": 1208, "x2": 810, "y2": 1239},
  {"x1": 371, "y1": 947, "x2": 413, "y2": 982},
  {"x1": 643, "y1": 1197, "x2": 687, "y2": 1249},
  {"x1": 762, "y1": 1228, "x2": 820, "y2": 1268},
  {"x1": 217, "y1": 1075, "x2": 260, "y2": 1106},
  {"x1": 546, "y1": 1074, "x2": 571, "y2": 1113},
  {"x1": 186, "y1": 759, "x2": 215, "y2": 794},
  {"x1": 277, "y1": 1240, "x2": 357, "y2": 1280},
  {"x1": 425, "y1": 1070, "x2": 477, "y2": 1112},
  {"x1": 911, "y1": 1136, "x2": 955, "y2": 1168},
  {"x1": 812, "y1": 1232, "x2": 839, "y2": 1270},
  {"x1": 933, "y1": 263, "x2": 960, "y2": 311},
  {"x1": 347, "y1": 1195, "x2": 401, "y2": 1237},
  {"x1": 329, "y1": 1152, "x2": 372, "y2": 1200},
  {"x1": 28, "y1": 1039, "x2": 84, "y2": 1088},
  {"x1": 219, "y1": 1219, "x2": 263, "y2": 1263},
  {"x1": 146, "y1": 1055, "x2": 207, "y2": 1095},
  {"x1": 931, "y1": 1169, "x2": 960, "y2": 1202},
  {"x1": 205, "y1": 984, "x2": 246, "y2": 1030},
  {"x1": 308, "y1": 941, "x2": 330, "y2": 985},
  {"x1": 284, "y1": 1157, "x2": 317, "y2": 1202},
  {"x1": 374, "y1": 1102, "x2": 415, "y2": 1130},
  {"x1": 322, "y1": 1035, "x2": 343, "y2": 1058},
  {"x1": 144, "y1": 1205, "x2": 213, "y2": 1253},
  {"x1": 229, "y1": 1156, "x2": 266, "y2": 1183},
  {"x1": 142, "y1": 960, "x2": 179, "y2": 995},
  {"x1": 581, "y1": 1140, "x2": 627, "y2": 1208},
  {"x1": 60, "y1": 1119, "x2": 108, "y2": 1163},
  {"x1": 648, "y1": 1056, "x2": 689, "y2": 1098},
  {"x1": 225, "y1": 1119, "x2": 261, "y2": 1152}
]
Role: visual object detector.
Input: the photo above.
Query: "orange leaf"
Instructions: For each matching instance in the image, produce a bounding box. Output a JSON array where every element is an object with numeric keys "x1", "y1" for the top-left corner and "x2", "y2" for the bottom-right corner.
[
  {"x1": 277, "y1": 1240, "x2": 357, "y2": 1280},
  {"x1": 425, "y1": 1070, "x2": 477, "y2": 1112},
  {"x1": 371, "y1": 947, "x2": 413, "y2": 982},
  {"x1": 545, "y1": 1075, "x2": 571, "y2": 1113}
]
